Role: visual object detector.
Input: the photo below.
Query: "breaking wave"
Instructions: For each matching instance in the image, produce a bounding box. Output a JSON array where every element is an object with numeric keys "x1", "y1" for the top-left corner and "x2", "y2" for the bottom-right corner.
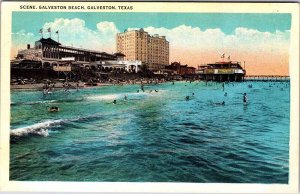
[
  {"x1": 10, "y1": 119, "x2": 64, "y2": 138},
  {"x1": 11, "y1": 100, "x2": 57, "y2": 106},
  {"x1": 10, "y1": 114, "x2": 105, "y2": 139},
  {"x1": 11, "y1": 98, "x2": 85, "y2": 106}
]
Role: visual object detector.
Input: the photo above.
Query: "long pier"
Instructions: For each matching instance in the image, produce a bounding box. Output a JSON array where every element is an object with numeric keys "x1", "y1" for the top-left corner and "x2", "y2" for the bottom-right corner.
[{"x1": 244, "y1": 75, "x2": 290, "y2": 82}]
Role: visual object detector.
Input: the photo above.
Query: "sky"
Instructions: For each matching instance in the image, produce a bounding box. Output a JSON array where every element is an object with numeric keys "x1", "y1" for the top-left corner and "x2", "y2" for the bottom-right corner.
[{"x1": 11, "y1": 12, "x2": 291, "y2": 75}]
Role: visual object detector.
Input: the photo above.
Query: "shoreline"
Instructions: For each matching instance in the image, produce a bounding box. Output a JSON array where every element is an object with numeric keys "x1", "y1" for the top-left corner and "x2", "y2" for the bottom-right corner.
[
  {"x1": 10, "y1": 82, "x2": 113, "y2": 91},
  {"x1": 10, "y1": 80, "x2": 170, "y2": 91},
  {"x1": 10, "y1": 78, "x2": 290, "y2": 91}
]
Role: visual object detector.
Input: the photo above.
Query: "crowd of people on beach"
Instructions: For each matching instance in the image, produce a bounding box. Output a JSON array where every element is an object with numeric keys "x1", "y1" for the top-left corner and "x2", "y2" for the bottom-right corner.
[
  {"x1": 42, "y1": 82, "x2": 55, "y2": 95},
  {"x1": 41, "y1": 77, "x2": 167, "y2": 95},
  {"x1": 42, "y1": 80, "x2": 82, "y2": 95}
]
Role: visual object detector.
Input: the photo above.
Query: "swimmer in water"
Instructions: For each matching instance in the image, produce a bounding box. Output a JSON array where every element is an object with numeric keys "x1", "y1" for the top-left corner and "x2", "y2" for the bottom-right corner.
[
  {"x1": 155, "y1": 90, "x2": 158, "y2": 92},
  {"x1": 192, "y1": 93, "x2": 195, "y2": 96},
  {"x1": 215, "y1": 101, "x2": 225, "y2": 106},
  {"x1": 43, "y1": 89, "x2": 48, "y2": 95},
  {"x1": 243, "y1": 93, "x2": 247, "y2": 103},
  {"x1": 113, "y1": 100, "x2": 117, "y2": 104},
  {"x1": 124, "y1": 95, "x2": 127, "y2": 100},
  {"x1": 48, "y1": 106, "x2": 59, "y2": 112},
  {"x1": 224, "y1": 92, "x2": 228, "y2": 97},
  {"x1": 185, "y1": 96, "x2": 190, "y2": 101}
]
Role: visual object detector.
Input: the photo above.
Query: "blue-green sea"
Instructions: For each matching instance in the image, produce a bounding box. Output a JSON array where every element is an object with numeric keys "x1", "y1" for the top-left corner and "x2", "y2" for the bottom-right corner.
[{"x1": 10, "y1": 81, "x2": 290, "y2": 183}]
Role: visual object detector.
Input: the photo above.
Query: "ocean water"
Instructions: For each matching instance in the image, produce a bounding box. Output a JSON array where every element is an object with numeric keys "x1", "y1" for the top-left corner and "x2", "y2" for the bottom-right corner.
[{"x1": 10, "y1": 81, "x2": 290, "y2": 183}]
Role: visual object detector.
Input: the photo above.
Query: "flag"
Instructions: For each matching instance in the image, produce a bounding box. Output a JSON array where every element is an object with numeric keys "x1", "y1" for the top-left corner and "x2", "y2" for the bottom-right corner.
[
  {"x1": 221, "y1": 53, "x2": 225, "y2": 58},
  {"x1": 47, "y1": 28, "x2": 51, "y2": 32},
  {"x1": 39, "y1": 28, "x2": 43, "y2": 33}
]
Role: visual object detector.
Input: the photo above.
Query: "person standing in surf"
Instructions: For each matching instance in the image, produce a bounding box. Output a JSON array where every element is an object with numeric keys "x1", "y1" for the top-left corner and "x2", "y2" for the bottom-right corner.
[
  {"x1": 76, "y1": 82, "x2": 80, "y2": 91},
  {"x1": 243, "y1": 93, "x2": 248, "y2": 103}
]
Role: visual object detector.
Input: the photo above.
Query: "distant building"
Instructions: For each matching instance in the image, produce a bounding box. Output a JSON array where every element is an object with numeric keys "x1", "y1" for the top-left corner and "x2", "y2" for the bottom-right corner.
[
  {"x1": 116, "y1": 28, "x2": 169, "y2": 72},
  {"x1": 197, "y1": 61, "x2": 246, "y2": 82},
  {"x1": 165, "y1": 62, "x2": 196, "y2": 75},
  {"x1": 101, "y1": 60, "x2": 142, "y2": 73}
]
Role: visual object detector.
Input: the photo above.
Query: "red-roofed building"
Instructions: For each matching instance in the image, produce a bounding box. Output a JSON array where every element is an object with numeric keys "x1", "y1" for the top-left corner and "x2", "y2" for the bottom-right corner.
[{"x1": 165, "y1": 62, "x2": 196, "y2": 75}]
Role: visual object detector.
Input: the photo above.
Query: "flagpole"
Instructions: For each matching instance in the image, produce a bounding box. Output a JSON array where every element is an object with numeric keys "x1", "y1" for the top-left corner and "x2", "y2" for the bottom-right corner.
[
  {"x1": 221, "y1": 53, "x2": 225, "y2": 62},
  {"x1": 48, "y1": 28, "x2": 51, "y2": 39},
  {"x1": 57, "y1": 31, "x2": 59, "y2": 43},
  {"x1": 39, "y1": 29, "x2": 43, "y2": 38}
]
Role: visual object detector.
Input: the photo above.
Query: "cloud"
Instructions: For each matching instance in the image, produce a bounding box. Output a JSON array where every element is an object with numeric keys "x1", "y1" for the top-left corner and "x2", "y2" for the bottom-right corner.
[
  {"x1": 11, "y1": 30, "x2": 40, "y2": 58},
  {"x1": 136, "y1": 25, "x2": 290, "y2": 55},
  {"x1": 97, "y1": 21, "x2": 119, "y2": 35},
  {"x1": 12, "y1": 30, "x2": 37, "y2": 44},
  {"x1": 131, "y1": 25, "x2": 290, "y2": 75},
  {"x1": 41, "y1": 18, "x2": 119, "y2": 53}
]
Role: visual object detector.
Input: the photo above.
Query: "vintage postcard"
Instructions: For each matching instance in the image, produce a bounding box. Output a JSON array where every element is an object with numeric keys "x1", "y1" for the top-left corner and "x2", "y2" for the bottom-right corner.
[{"x1": 0, "y1": 1, "x2": 299, "y2": 193}]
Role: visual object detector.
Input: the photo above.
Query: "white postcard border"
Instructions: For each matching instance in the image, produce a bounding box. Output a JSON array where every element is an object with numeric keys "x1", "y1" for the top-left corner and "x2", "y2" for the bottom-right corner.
[{"x1": 0, "y1": 2, "x2": 299, "y2": 193}]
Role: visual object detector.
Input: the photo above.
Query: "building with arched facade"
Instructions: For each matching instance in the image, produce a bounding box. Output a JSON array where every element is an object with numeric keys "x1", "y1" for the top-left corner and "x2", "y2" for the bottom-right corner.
[
  {"x1": 11, "y1": 38, "x2": 120, "y2": 70},
  {"x1": 101, "y1": 60, "x2": 143, "y2": 73}
]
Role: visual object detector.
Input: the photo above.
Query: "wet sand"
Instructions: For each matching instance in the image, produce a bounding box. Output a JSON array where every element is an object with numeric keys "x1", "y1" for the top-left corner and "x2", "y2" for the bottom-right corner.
[
  {"x1": 10, "y1": 82, "x2": 112, "y2": 90},
  {"x1": 10, "y1": 80, "x2": 167, "y2": 90}
]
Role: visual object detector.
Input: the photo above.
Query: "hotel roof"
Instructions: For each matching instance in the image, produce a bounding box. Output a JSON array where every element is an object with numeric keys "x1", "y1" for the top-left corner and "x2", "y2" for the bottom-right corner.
[{"x1": 38, "y1": 38, "x2": 61, "y2": 45}]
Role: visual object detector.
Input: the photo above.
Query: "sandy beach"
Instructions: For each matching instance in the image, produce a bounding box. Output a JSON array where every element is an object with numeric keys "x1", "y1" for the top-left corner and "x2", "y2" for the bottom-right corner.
[{"x1": 10, "y1": 78, "x2": 169, "y2": 90}]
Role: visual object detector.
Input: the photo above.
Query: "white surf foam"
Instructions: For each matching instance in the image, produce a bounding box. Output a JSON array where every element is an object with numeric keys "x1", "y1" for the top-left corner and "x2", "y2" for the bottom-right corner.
[
  {"x1": 26, "y1": 99, "x2": 57, "y2": 105},
  {"x1": 86, "y1": 94, "x2": 121, "y2": 101},
  {"x1": 10, "y1": 114, "x2": 102, "y2": 138},
  {"x1": 11, "y1": 99, "x2": 57, "y2": 106},
  {"x1": 86, "y1": 91, "x2": 154, "y2": 101},
  {"x1": 10, "y1": 119, "x2": 64, "y2": 137}
]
